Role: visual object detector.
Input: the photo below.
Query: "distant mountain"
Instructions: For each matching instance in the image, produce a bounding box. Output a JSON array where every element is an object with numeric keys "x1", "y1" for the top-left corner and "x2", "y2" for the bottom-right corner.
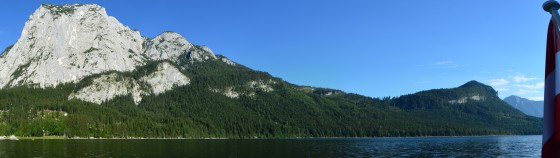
[
  {"x1": 503, "y1": 95, "x2": 543, "y2": 118},
  {"x1": 0, "y1": 4, "x2": 542, "y2": 138}
]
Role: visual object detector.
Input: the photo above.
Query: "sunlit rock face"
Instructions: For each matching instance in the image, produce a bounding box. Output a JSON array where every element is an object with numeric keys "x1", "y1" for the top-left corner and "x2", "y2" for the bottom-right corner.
[
  {"x1": 0, "y1": 4, "x2": 227, "y2": 104},
  {"x1": 209, "y1": 80, "x2": 277, "y2": 99},
  {"x1": 0, "y1": 4, "x2": 145, "y2": 88},
  {"x1": 0, "y1": 4, "x2": 217, "y2": 89},
  {"x1": 68, "y1": 73, "x2": 146, "y2": 105},
  {"x1": 448, "y1": 95, "x2": 485, "y2": 104},
  {"x1": 68, "y1": 62, "x2": 190, "y2": 105},
  {"x1": 143, "y1": 32, "x2": 217, "y2": 63},
  {"x1": 140, "y1": 62, "x2": 190, "y2": 95}
]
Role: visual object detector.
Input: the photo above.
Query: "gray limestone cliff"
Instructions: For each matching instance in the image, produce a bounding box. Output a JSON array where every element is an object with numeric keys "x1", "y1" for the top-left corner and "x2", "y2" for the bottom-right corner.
[
  {"x1": 0, "y1": 4, "x2": 144, "y2": 88},
  {"x1": 0, "y1": 4, "x2": 231, "y2": 104}
]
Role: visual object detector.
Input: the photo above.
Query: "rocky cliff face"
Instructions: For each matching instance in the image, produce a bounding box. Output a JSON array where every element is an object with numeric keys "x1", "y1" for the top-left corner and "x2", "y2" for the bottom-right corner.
[
  {"x1": 0, "y1": 4, "x2": 228, "y2": 104},
  {"x1": 0, "y1": 4, "x2": 145, "y2": 88},
  {"x1": 143, "y1": 32, "x2": 217, "y2": 63},
  {"x1": 68, "y1": 62, "x2": 189, "y2": 105}
]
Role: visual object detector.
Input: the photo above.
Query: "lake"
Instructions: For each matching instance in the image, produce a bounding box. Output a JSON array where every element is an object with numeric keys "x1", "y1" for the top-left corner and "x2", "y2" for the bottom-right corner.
[{"x1": 0, "y1": 135, "x2": 541, "y2": 157}]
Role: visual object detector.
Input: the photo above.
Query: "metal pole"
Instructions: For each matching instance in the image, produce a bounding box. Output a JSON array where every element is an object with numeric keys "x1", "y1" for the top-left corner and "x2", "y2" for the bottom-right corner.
[{"x1": 544, "y1": 0, "x2": 560, "y2": 35}]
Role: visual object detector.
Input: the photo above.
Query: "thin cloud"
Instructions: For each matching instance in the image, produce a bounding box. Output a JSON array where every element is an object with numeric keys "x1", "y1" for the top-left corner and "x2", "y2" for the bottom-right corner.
[
  {"x1": 435, "y1": 60, "x2": 460, "y2": 68},
  {"x1": 515, "y1": 82, "x2": 544, "y2": 89},
  {"x1": 495, "y1": 88, "x2": 509, "y2": 92},
  {"x1": 488, "y1": 78, "x2": 509, "y2": 87},
  {"x1": 511, "y1": 75, "x2": 537, "y2": 83},
  {"x1": 526, "y1": 96, "x2": 544, "y2": 101},
  {"x1": 436, "y1": 60, "x2": 453, "y2": 65},
  {"x1": 516, "y1": 89, "x2": 540, "y2": 95}
]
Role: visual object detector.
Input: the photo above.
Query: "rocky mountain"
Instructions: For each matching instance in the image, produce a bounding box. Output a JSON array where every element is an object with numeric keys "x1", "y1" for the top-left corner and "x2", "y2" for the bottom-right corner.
[
  {"x1": 0, "y1": 4, "x2": 219, "y2": 105},
  {"x1": 503, "y1": 95, "x2": 543, "y2": 118},
  {"x1": 0, "y1": 4, "x2": 542, "y2": 138}
]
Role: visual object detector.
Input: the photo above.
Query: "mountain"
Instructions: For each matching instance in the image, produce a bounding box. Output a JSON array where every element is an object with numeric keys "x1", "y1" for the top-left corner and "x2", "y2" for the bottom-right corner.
[
  {"x1": 0, "y1": 4, "x2": 542, "y2": 138},
  {"x1": 0, "y1": 4, "x2": 218, "y2": 105},
  {"x1": 503, "y1": 95, "x2": 543, "y2": 118}
]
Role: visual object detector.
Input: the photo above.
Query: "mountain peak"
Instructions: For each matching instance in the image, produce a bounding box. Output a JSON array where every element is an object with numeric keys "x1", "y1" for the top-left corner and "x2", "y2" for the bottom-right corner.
[
  {"x1": 0, "y1": 4, "x2": 218, "y2": 89},
  {"x1": 457, "y1": 80, "x2": 497, "y2": 96},
  {"x1": 157, "y1": 31, "x2": 184, "y2": 38},
  {"x1": 459, "y1": 80, "x2": 486, "y2": 88},
  {"x1": 504, "y1": 95, "x2": 526, "y2": 106},
  {"x1": 40, "y1": 3, "x2": 91, "y2": 10},
  {"x1": 504, "y1": 95, "x2": 521, "y2": 100},
  {"x1": 143, "y1": 31, "x2": 217, "y2": 62},
  {"x1": 0, "y1": 3, "x2": 144, "y2": 88},
  {"x1": 504, "y1": 95, "x2": 542, "y2": 102},
  {"x1": 503, "y1": 95, "x2": 543, "y2": 117},
  {"x1": 37, "y1": 4, "x2": 105, "y2": 19}
]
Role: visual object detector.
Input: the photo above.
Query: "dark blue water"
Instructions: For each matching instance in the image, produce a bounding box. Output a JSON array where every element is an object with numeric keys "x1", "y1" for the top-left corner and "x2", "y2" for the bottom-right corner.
[{"x1": 0, "y1": 135, "x2": 541, "y2": 157}]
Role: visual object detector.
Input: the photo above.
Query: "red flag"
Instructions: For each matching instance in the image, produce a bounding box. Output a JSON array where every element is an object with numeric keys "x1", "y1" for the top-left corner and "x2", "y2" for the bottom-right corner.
[{"x1": 543, "y1": 19, "x2": 560, "y2": 157}]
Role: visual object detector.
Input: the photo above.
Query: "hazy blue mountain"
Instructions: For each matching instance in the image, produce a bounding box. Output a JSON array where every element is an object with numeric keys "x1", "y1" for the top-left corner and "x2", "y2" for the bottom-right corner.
[{"x1": 504, "y1": 95, "x2": 543, "y2": 118}]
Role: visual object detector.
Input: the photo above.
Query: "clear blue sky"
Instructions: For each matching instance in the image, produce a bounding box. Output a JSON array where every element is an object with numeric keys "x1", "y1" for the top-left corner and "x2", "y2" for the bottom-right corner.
[{"x1": 0, "y1": 0, "x2": 551, "y2": 100}]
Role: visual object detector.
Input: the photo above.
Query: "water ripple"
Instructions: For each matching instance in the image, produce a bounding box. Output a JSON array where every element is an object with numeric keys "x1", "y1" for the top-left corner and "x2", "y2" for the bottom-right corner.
[{"x1": 0, "y1": 135, "x2": 542, "y2": 157}]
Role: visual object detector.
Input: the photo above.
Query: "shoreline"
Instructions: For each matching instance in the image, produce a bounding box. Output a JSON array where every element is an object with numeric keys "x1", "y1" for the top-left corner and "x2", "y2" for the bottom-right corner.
[{"x1": 7, "y1": 134, "x2": 542, "y2": 140}]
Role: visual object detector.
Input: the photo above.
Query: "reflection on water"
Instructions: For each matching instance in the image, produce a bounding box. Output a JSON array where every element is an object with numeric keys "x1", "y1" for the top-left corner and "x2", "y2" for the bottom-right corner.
[{"x1": 0, "y1": 135, "x2": 541, "y2": 157}]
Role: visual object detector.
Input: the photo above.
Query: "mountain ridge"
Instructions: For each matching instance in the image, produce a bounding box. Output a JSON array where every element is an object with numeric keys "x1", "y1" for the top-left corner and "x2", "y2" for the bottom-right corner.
[
  {"x1": 0, "y1": 4, "x2": 227, "y2": 105},
  {"x1": 0, "y1": 4, "x2": 542, "y2": 138},
  {"x1": 503, "y1": 95, "x2": 543, "y2": 118},
  {"x1": 0, "y1": 4, "x2": 218, "y2": 90}
]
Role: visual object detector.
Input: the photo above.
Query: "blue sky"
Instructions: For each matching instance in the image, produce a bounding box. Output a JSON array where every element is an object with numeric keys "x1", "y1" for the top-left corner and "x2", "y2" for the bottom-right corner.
[{"x1": 0, "y1": 0, "x2": 551, "y2": 100}]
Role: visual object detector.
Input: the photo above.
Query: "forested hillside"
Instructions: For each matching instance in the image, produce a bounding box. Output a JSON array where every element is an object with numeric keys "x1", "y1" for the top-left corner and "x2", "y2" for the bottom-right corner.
[
  {"x1": 0, "y1": 4, "x2": 542, "y2": 138},
  {"x1": 0, "y1": 59, "x2": 542, "y2": 138}
]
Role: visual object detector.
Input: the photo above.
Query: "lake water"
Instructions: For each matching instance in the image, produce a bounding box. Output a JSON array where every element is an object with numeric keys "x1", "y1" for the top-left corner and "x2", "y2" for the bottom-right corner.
[{"x1": 0, "y1": 135, "x2": 541, "y2": 157}]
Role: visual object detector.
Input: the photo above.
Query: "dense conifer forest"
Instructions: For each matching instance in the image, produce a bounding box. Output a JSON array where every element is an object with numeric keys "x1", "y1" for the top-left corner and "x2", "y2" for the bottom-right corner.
[{"x1": 0, "y1": 59, "x2": 542, "y2": 138}]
